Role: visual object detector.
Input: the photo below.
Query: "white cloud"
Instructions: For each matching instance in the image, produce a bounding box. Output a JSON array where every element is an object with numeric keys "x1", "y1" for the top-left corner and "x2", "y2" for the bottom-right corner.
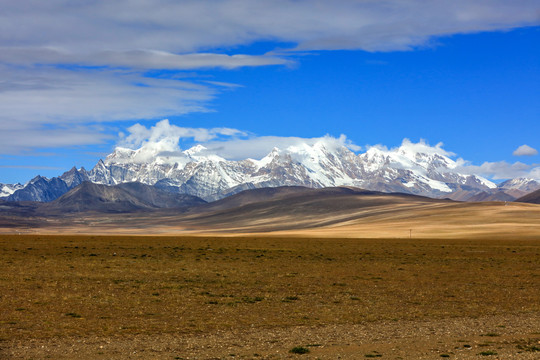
[
  {"x1": 513, "y1": 144, "x2": 538, "y2": 156},
  {"x1": 529, "y1": 167, "x2": 540, "y2": 179},
  {"x1": 0, "y1": 1, "x2": 538, "y2": 154},
  {"x1": 0, "y1": 48, "x2": 291, "y2": 70},
  {"x1": 398, "y1": 138, "x2": 455, "y2": 157},
  {"x1": 0, "y1": 65, "x2": 220, "y2": 153},
  {"x1": 113, "y1": 121, "x2": 540, "y2": 180},
  {"x1": 119, "y1": 119, "x2": 247, "y2": 150},
  {"x1": 0, "y1": 124, "x2": 113, "y2": 154},
  {"x1": 0, "y1": 65, "x2": 214, "y2": 123},
  {"x1": 115, "y1": 120, "x2": 360, "y2": 161},
  {"x1": 1, "y1": 1, "x2": 537, "y2": 56},
  {"x1": 455, "y1": 160, "x2": 540, "y2": 180},
  {"x1": 203, "y1": 134, "x2": 361, "y2": 160},
  {"x1": 0, "y1": 165, "x2": 63, "y2": 170}
]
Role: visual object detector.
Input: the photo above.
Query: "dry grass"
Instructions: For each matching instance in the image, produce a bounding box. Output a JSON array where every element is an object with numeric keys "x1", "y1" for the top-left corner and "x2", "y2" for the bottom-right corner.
[{"x1": 1, "y1": 235, "x2": 539, "y2": 346}]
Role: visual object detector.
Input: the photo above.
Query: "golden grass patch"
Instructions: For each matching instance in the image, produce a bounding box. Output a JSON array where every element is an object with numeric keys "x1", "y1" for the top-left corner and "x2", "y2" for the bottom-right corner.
[{"x1": 1, "y1": 235, "x2": 539, "y2": 342}]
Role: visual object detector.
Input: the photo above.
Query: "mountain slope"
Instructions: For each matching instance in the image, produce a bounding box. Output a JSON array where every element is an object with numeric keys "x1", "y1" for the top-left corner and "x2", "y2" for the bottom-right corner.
[
  {"x1": 516, "y1": 189, "x2": 540, "y2": 204},
  {"x1": 498, "y1": 178, "x2": 540, "y2": 193},
  {"x1": 116, "y1": 182, "x2": 206, "y2": 209},
  {"x1": 189, "y1": 186, "x2": 315, "y2": 213},
  {"x1": 8, "y1": 176, "x2": 70, "y2": 202},
  {"x1": 59, "y1": 166, "x2": 90, "y2": 188},
  {"x1": 40, "y1": 182, "x2": 206, "y2": 213},
  {"x1": 443, "y1": 178, "x2": 540, "y2": 202},
  {"x1": 466, "y1": 191, "x2": 516, "y2": 202},
  {"x1": 7, "y1": 166, "x2": 91, "y2": 202},
  {"x1": 177, "y1": 186, "x2": 450, "y2": 232}
]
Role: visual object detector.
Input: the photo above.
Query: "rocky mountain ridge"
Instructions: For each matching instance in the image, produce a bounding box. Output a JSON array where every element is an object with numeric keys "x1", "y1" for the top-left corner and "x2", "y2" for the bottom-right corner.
[
  {"x1": 41, "y1": 181, "x2": 206, "y2": 213},
  {"x1": 2, "y1": 139, "x2": 539, "y2": 202},
  {"x1": 0, "y1": 183, "x2": 24, "y2": 198}
]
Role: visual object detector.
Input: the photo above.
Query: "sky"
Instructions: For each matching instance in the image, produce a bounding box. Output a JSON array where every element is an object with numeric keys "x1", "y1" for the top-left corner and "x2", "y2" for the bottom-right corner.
[{"x1": 0, "y1": 0, "x2": 539, "y2": 184}]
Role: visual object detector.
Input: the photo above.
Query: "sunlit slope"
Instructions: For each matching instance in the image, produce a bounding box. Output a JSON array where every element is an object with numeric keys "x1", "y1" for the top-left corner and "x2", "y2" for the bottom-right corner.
[
  {"x1": 294, "y1": 201, "x2": 540, "y2": 239},
  {"x1": 171, "y1": 188, "x2": 540, "y2": 239},
  {"x1": 1, "y1": 186, "x2": 539, "y2": 239}
]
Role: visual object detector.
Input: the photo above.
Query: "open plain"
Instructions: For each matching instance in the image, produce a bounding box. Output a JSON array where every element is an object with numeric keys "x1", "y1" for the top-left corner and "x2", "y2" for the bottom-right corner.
[{"x1": 1, "y1": 233, "x2": 539, "y2": 359}]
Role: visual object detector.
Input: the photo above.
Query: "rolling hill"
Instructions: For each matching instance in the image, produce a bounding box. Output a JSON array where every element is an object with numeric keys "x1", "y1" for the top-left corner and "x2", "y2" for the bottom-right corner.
[
  {"x1": 516, "y1": 188, "x2": 540, "y2": 204},
  {"x1": 1, "y1": 184, "x2": 539, "y2": 239}
]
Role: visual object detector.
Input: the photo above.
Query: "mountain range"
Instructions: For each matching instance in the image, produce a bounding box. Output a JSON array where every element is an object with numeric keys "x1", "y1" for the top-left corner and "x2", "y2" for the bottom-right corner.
[
  {"x1": 41, "y1": 182, "x2": 206, "y2": 214},
  {"x1": 2, "y1": 139, "x2": 539, "y2": 203}
]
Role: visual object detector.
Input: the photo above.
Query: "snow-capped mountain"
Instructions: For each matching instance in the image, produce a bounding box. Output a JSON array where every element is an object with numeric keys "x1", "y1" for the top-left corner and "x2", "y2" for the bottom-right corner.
[
  {"x1": 446, "y1": 177, "x2": 540, "y2": 202},
  {"x1": 494, "y1": 178, "x2": 540, "y2": 199},
  {"x1": 59, "y1": 166, "x2": 90, "y2": 188},
  {"x1": 498, "y1": 178, "x2": 540, "y2": 193},
  {"x1": 0, "y1": 183, "x2": 24, "y2": 198},
  {"x1": 356, "y1": 144, "x2": 495, "y2": 195},
  {"x1": 5, "y1": 167, "x2": 90, "y2": 202},
  {"x1": 7, "y1": 175, "x2": 70, "y2": 202},
  {"x1": 78, "y1": 138, "x2": 496, "y2": 201},
  {"x1": 7, "y1": 138, "x2": 519, "y2": 203}
]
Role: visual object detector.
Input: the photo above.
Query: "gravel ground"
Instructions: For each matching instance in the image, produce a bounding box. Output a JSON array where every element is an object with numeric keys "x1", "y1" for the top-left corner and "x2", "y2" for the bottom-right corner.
[{"x1": 2, "y1": 313, "x2": 539, "y2": 359}]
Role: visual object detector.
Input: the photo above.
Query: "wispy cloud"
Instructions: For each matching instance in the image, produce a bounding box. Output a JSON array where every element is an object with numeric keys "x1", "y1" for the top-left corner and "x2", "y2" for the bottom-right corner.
[
  {"x1": 118, "y1": 119, "x2": 248, "y2": 150},
  {"x1": 367, "y1": 138, "x2": 456, "y2": 158},
  {"x1": 513, "y1": 144, "x2": 538, "y2": 156},
  {"x1": 456, "y1": 160, "x2": 540, "y2": 180},
  {"x1": 0, "y1": 123, "x2": 114, "y2": 155},
  {"x1": 0, "y1": 1, "x2": 538, "y2": 154},
  {"x1": 203, "y1": 134, "x2": 361, "y2": 160},
  {"x1": 0, "y1": 66, "x2": 214, "y2": 122},
  {"x1": 0, "y1": 66, "x2": 217, "y2": 154},
  {"x1": 0, "y1": 165, "x2": 63, "y2": 170},
  {"x1": 115, "y1": 119, "x2": 359, "y2": 162},
  {"x1": 0, "y1": 48, "x2": 291, "y2": 70},
  {"x1": 117, "y1": 121, "x2": 540, "y2": 180},
  {"x1": 2, "y1": 1, "x2": 537, "y2": 55}
]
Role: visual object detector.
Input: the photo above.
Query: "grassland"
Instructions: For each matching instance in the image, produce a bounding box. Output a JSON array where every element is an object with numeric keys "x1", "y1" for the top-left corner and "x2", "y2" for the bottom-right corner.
[{"x1": 1, "y1": 235, "x2": 539, "y2": 359}]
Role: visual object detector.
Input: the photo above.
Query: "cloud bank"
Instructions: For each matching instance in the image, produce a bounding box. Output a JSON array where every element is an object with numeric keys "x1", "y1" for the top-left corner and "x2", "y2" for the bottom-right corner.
[
  {"x1": 2, "y1": 1, "x2": 537, "y2": 57},
  {"x1": 1, "y1": 0, "x2": 538, "y2": 154},
  {"x1": 116, "y1": 119, "x2": 360, "y2": 162},
  {"x1": 513, "y1": 144, "x2": 538, "y2": 156},
  {"x1": 367, "y1": 138, "x2": 456, "y2": 158},
  {"x1": 119, "y1": 120, "x2": 247, "y2": 150},
  {"x1": 455, "y1": 160, "x2": 539, "y2": 180},
  {"x1": 114, "y1": 120, "x2": 540, "y2": 181}
]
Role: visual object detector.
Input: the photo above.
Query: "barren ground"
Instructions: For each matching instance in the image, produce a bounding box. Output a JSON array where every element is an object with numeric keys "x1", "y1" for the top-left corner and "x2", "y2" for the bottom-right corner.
[{"x1": 1, "y1": 235, "x2": 539, "y2": 359}]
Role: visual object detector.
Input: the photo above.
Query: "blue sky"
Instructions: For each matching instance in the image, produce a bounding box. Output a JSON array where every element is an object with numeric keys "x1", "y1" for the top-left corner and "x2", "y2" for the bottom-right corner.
[{"x1": 0, "y1": 1, "x2": 539, "y2": 184}]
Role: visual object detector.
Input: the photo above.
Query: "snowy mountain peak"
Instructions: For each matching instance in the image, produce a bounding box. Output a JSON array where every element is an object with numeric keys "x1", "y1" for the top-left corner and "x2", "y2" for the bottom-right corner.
[
  {"x1": 498, "y1": 178, "x2": 540, "y2": 192},
  {"x1": 4, "y1": 138, "x2": 506, "y2": 203},
  {"x1": 0, "y1": 183, "x2": 24, "y2": 198},
  {"x1": 253, "y1": 147, "x2": 282, "y2": 168},
  {"x1": 30, "y1": 175, "x2": 48, "y2": 183},
  {"x1": 184, "y1": 144, "x2": 207, "y2": 156},
  {"x1": 105, "y1": 147, "x2": 136, "y2": 164}
]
